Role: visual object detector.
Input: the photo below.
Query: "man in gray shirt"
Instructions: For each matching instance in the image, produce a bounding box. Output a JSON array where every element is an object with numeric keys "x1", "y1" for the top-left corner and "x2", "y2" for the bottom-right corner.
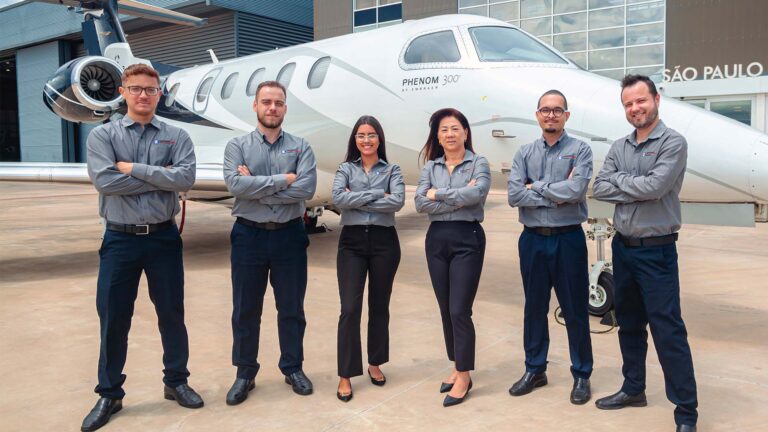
[
  {"x1": 507, "y1": 90, "x2": 594, "y2": 405},
  {"x1": 81, "y1": 64, "x2": 202, "y2": 432},
  {"x1": 223, "y1": 80, "x2": 317, "y2": 404},
  {"x1": 593, "y1": 75, "x2": 697, "y2": 432}
]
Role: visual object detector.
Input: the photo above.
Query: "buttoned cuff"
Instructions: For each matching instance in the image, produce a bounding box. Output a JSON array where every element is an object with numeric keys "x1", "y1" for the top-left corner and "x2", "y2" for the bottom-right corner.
[
  {"x1": 531, "y1": 181, "x2": 547, "y2": 194},
  {"x1": 130, "y1": 163, "x2": 150, "y2": 180},
  {"x1": 435, "y1": 188, "x2": 449, "y2": 201},
  {"x1": 273, "y1": 174, "x2": 289, "y2": 191}
]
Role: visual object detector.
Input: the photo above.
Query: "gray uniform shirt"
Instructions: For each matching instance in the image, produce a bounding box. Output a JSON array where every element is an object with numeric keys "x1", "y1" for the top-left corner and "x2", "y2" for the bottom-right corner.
[
  {"x1": 332, "y1": 159, "x2": 405, "y2": 226},
  {"x1": 507, "y1": 130, "x2": 593, "y2": 227},
  {"x1": 592, "y1": 120, "x2": 687, "y2": 238},
  {"x1": 415, "y1": 150, "x2": 491, "y2": 222},
  {"x1": 86, "y1": 115, "x2": 196, "y2": 225},
  {"x1": 223, "y1": 129, "x2": 317, "y2": 223}
]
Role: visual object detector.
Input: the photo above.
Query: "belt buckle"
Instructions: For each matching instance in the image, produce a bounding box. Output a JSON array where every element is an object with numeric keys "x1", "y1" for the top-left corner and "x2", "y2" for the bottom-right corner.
[
  {"x1": 265, "y1": 222, "x2": 277, "y2": 230},
  {"x1": 136, "y1": 224, "x2": 150, "y2": 235},
  {"x1": 541, "y1": 227, "x2": 552, "y2": 236}
]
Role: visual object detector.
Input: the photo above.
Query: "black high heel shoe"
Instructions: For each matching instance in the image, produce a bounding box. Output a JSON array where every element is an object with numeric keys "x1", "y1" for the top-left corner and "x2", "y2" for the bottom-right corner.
[
  {"x1": 337, "y1": 389, "x2": 353, "y2": 402},
  {"x1": 443, "y1": 380, "x2": 472, "y2": 407},
  {"x1": 368, "y1": 368, "x2": 386, "y2": 386},
  {"x1": 439, "y1": 382, "x2": 454, "y2": 393}
]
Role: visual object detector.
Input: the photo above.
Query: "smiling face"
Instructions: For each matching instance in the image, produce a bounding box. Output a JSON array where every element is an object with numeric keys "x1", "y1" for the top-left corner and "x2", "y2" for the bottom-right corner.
[
  {"x1": 119, "y1": 73, "x2": 161, "y2": 120},
  {"x1": 437, "y1": 116, "x2": 468, "y2": 154},
  {"x1": 621, "y1": 80, "x2": 660, "y2": 131},
  {"x1": 536, "y1": 93, "x2": 570, "y2": 134},
  {"x1": 354, "y1": 123, "x2": 380, "y2": 159},
  {"x1": 253, "y1": 85, "x2": 287, "y2": 130}
]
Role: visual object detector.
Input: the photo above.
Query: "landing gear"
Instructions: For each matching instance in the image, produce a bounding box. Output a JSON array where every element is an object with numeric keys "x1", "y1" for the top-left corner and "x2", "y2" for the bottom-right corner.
[
  {"x1": 304, "y1": 206, "x2": 326, "y2": 234},
  {"x1": 586, "y1": 218, "x2": 615, "y2": 316}
]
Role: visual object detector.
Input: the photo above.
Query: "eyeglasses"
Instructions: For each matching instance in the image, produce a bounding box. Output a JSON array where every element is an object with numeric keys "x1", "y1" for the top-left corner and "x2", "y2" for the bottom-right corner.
[
  {"x1": 355, "y1": 133, "x2": 379, "y2": 141},
  {"x1": 537, "y1": 107, "x2": 567, "y2": 118},
  {"x1": 125, "y1": 86, "x2": 161, "y2": 96}
]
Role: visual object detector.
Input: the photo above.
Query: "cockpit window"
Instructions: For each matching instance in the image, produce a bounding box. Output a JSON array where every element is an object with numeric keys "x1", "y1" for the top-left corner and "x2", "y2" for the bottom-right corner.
[
  {"x1": 469, "y1": 26, "x2": 568, "y2": 64},
  {"x1": 404, "y1": 31, "x2": 461, "y2": 64}
]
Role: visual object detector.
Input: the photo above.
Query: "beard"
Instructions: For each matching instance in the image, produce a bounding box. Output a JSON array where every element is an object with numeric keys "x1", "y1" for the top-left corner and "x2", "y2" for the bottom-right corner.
[
  {"x1": 628, "y1": 103, "x2": 659, "y2": 129},
  {"x1": 544, "y1": 127, "x2": 559, "y2": 133},
  {"x1": 258, "y1": 112, "x2": 284, "y2": 129}
]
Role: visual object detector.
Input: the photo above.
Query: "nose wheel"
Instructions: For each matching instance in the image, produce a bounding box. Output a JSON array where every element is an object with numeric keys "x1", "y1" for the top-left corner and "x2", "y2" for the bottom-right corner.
[{"x1": 587, "y1": 218, "x2": 615, "y2": 316}]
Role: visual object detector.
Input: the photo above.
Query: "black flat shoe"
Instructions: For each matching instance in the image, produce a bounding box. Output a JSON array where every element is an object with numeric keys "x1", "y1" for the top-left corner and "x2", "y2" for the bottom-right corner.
[
  {"x1": 439, "y1": 382, "x2": 454, "y2": 393},
  {"x1": 508, "y1": 371, "x2": 547, "y2": 396},
  {"x1": 285, "y1": 370, "x2": 313, "y2": 396},
  {"x1": 676, "y1": 425, "x2": 696, "y2": 432},
  {"x1": 368, "y1": 369, "x2": 386, "y2": 386},
  {"x1": 226, "y1": 378, "x2": 255, "y2": 406},
  {"x1": 443, "y1": 380, "x2": 472, "y2": 407},
  {"x1": 164, "y1": 384, "x2": 204, "y2": 409},
  {"x1": 81, "y1": 397, "x2": 122, "y2": 432},
  {"x1": 595, "y1": 390, "x2": 647, "y2": 410},
  {"x1": 337, "y1": 389, "x2": 353, "y2": 402}
]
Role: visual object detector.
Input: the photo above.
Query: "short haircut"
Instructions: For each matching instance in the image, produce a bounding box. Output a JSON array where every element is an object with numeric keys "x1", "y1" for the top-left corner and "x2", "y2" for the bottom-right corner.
[
  {"x1": 255, "y1": 80, "x2": 287, "y2": 100},
  {"x1": 121, "y1": 63, "x2": 160, "y2": 86},
  {"x1": 537, "y1": 89, "x2": 568, "y2": 110},
  {"x1": 620, "y1": 74, "x2": 658, "y2": 98}
]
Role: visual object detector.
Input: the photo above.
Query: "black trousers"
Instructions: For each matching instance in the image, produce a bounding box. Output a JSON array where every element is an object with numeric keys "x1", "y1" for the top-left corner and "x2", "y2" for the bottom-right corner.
[
  {"x1": 518, "y1": 228, "x2": 593, "y2": 379},
  {"x1": 612, "y1": 235, "x2": 698, "y2": 426},
  {"x1": 230, "y1": 220, "x2": 309, "y2": 378},
  {"x1": 336, "y1": 225, "x2": 401, "y2": 377},
  {"x1": 425, "y1": 221, "x2": 485, "y2": 372},
  {"x1": 95, "y1": 225, "x2": 190, "y2": 399}
]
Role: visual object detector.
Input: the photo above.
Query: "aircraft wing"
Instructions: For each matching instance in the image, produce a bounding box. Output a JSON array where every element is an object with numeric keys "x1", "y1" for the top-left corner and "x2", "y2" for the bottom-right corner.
[{"x1": 31, "y1": 0, "x2": 207, "y2": 27}]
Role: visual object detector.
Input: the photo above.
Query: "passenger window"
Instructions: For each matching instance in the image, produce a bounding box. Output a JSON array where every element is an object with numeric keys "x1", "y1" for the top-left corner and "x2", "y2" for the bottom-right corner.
[
  {"x1": 246, "y1": 68, "x2": 265, "y2": 97},
  {"x1": 307, "y1": 57, "x2": 331, "y2": 89},
  {"x1": 404, "y1": 31, "x2": 461, "y2": 64},
  {"x1": 277, "y1": 63, "x2": 296, "y2": 87},
  {"x1": 196, "y1": 77, "x2": 214, "y2": 104},
  {"x1": 164, "y1": 83, "x2": 179, "y2": 107},
  {"x1": 221, "y1": 72, "x2": 238, "y2": 99},
  {"x1": 193, "y1": 68, "x2": 221, "y2": 112}
]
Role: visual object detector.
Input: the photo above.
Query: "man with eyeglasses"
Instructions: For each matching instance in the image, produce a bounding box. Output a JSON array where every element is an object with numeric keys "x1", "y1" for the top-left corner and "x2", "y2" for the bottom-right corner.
[
  {"x1": 507, "y1": 89, "x2": 594, "y2": 405},
  {"x1": 81, "y1": 64, "x2": 202, "y2": 432},
  {"x1": 223, "y1": 80, "x2": 317, "y2": 404},
  {"x1": 593, "y1": 75, "x2": 697, "y2": 432}
]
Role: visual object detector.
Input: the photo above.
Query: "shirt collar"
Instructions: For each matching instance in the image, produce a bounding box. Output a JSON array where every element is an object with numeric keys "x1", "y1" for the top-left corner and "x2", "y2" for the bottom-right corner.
[
  {"x1": 627, "y1": 120, "x2": 667, "y2": 146},
  {"x1": 435, "y1": 149, "x2": 475, "y2": 165},
  {"x1": 254, "y1": 128, "x2": 284, "y2": 145},
  {"x1": 539, "y1": 130, "x2": 568, "y2": 149},
  {"x1": 353, "y1": 157, "x2": 388, "y2": 167},
  {"x1": 121, "y1": 114, "x2": 161, "y2": 130}
]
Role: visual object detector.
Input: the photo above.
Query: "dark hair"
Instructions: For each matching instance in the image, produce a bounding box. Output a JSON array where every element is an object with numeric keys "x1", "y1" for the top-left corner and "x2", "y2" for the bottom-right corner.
[
  {"x1": 420, "y1": 108, "x2": 474, "y2": 164},
  {"x1": 255, "y1": 80, "x2": 287, "y2": 100},
  {"x1": 121, "y1": 63, "x2": 160, "y2": 86},
  {"x1": 537, "y1": 89, "x2": 568, "y2": 110},
  {"x1": 345, "y1": 115, "x2": 388, "y2": 163},
  {"x1": 620, "y1": 74, "x2": 658, "y2": 98}
]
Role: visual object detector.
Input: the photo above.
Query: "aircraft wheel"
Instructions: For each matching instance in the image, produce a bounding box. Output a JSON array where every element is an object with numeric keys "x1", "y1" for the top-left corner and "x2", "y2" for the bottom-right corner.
[{"x1": 588, "y1": 272, "x2": 614, "y2": 316}]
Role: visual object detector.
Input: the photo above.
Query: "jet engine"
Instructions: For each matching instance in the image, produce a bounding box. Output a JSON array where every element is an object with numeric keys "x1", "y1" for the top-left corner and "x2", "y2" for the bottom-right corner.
[{"x1": 43, "y1": 56, "x2": 124, "y2": 123}]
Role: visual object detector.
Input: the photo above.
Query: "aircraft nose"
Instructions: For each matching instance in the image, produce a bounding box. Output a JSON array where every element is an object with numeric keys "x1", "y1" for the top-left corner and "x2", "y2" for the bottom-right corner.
[{"x1": 750, "y1": 134, "x2": 768, "y2": 203}]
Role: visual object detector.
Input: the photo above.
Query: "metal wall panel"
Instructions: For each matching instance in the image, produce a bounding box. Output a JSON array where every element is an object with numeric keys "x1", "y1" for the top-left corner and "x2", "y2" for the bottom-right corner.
[
  {"x1": 236, "y1": 13, "x2": 314, "y2": 57},
  {"x1": 313, "y1": 0, "x2": 352, "y2": 40},
  {"x1": 127, "y1": 13, "x2": 236, "y2": 68},
  {"x1": 212, "y1": 0, "x2": 313, "y2": 27},
  {"x1": 16, "y1": 41, "x2": 65, "y2": 162}
]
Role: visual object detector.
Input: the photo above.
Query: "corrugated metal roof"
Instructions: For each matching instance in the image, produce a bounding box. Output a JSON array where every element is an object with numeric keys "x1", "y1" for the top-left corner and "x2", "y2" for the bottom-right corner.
[{"x1": 211, "y1": 0, "x2": 312, "y2": 27}]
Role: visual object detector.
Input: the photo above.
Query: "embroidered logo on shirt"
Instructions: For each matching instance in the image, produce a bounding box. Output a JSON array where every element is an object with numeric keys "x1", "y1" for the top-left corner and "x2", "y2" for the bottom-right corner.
[
  {"x1": 642, "y1": 151, "x2": 657, "y2": 156},
  {"x1": 559, "y1": 154, "x2": 576, "y2": 160},
  {"x1": 153, "y1": 139, "x2": 176, "y2": 145},
  {"x1": 282, "y1": 149, "x2": 301, "y2": 154}
]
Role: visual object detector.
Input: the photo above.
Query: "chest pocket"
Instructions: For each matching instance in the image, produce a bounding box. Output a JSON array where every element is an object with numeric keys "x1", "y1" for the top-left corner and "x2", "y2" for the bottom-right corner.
[
  {"x1": 278, "y1": 148, "x2": 301, "y2": 172},
  {"x1": 637, "y1": 150, "x2": 658, "y2": 175},
  {"x1": 149, "y1": 141, "x2": 173, "y2": 166},
  {"x1": 553, "y1": 156, "x2": 575, "y2": 181}
]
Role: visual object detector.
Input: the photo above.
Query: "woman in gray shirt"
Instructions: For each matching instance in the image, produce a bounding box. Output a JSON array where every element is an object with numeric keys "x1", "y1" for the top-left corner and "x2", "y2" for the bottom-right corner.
[
  {"x1": 415, "y1": 108, "x2": 491, "y2": 407},
  {"x1": 331, "y1": 115, "x2": 405, "y2": 402}
]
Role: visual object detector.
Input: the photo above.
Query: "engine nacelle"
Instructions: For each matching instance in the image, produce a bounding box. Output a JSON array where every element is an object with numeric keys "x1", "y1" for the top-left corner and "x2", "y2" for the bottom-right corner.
[{"x1": 43, "y1": 56, "x2": 124, "y2": 123}]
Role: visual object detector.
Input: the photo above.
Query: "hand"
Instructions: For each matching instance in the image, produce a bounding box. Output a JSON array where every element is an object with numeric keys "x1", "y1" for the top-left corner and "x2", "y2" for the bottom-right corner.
[
  {"x1": 116, "y1": 161, "x2": 133, "y2": 175},
  {"x1": 384, "y1": 192, "x2": 390, "y2": 196},
  {"x1": 237, "y1": 165, "x2": 252, "y2": 176},
  {"x1": 345, "y1": 187, "x2": 351, "y2": 192},
  {"x1": 568, "y1": 169, "x2": 574, "y2": 179},
  {"x1": 525, "y1": 183, "x2": 533, "y2": 190},
  {"x1": 285, "y1": 173, "x2": 297, "y2": 185},
  {"x1": 468, "y1": 179, "x2": 477, "y2": 187},
  {"x1": 427, "y1": 188, "x2": 437, "y2": 201}
]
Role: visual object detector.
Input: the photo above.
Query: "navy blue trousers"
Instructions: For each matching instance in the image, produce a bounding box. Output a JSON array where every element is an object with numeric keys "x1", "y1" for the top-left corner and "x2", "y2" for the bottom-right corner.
[
  {"x1": 230, "y1": 221, "x2": 309, "y2": 378},
  {"x1": 336, "y1": 225, "x2": 401, "y2": 378},
  {"x1": 95, "y1": 226, "x2": 190, "y2": 399},
  {"x1": 519, "y1": 228, "x2": 593, "y2": 379},
  {"x1": 612, "y1": 235, "x2": 698, "y2": 426},
  {"x1": 425, "y1": 221, "x2": 485, "y2": 372}
]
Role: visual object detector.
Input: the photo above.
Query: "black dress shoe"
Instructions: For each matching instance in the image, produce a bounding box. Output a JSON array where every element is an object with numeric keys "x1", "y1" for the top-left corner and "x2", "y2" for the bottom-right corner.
[
  {"x1": 443, "y1": 380, "x2": 472, "y2": 407},
  {"x1": 570, "y1": 378, "x2": 591, "y2": 405},
  {"x1": 509, "y1": 372, "x2": 547, "y2": 396},
  {"x1": 81, "y1": 397, "x2": 122, "y2": 432},
  {"x1": 439, "y1": 382, "x2": 454, "y2": 393},
  {"x1": 164, "y1": 384, "x2": 204, "y2": 409},
  {"x1": 226, "y1": 378, "x2": 255, "y2": 406},
  {"x1": 595, "y1": 390, "x2": 647, "y2": 410},
  {"x1": 285, "y1": 370, "x2": 313, "y2": 396},
  {"x1": 676, "y1": 425, "x2": 696, "y2": 432},
  {"x1": 368, "y1": 369, "x2": 386, "y2": 386}
]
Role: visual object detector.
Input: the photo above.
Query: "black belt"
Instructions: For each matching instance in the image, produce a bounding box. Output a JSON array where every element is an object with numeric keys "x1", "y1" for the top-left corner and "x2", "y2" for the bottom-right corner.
[
  {"x1": 618, "y1": 232, "x2": 678, "y2": 248},
  {"x1": 106, "y1": 220, "x2": 174, "y2": 235},
  {"x1": 524, "y1": 224, "x2": 581, "y2": 236},
  {"x1": 236, "y1": 216, "x2": 302, "y2": 230}
]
